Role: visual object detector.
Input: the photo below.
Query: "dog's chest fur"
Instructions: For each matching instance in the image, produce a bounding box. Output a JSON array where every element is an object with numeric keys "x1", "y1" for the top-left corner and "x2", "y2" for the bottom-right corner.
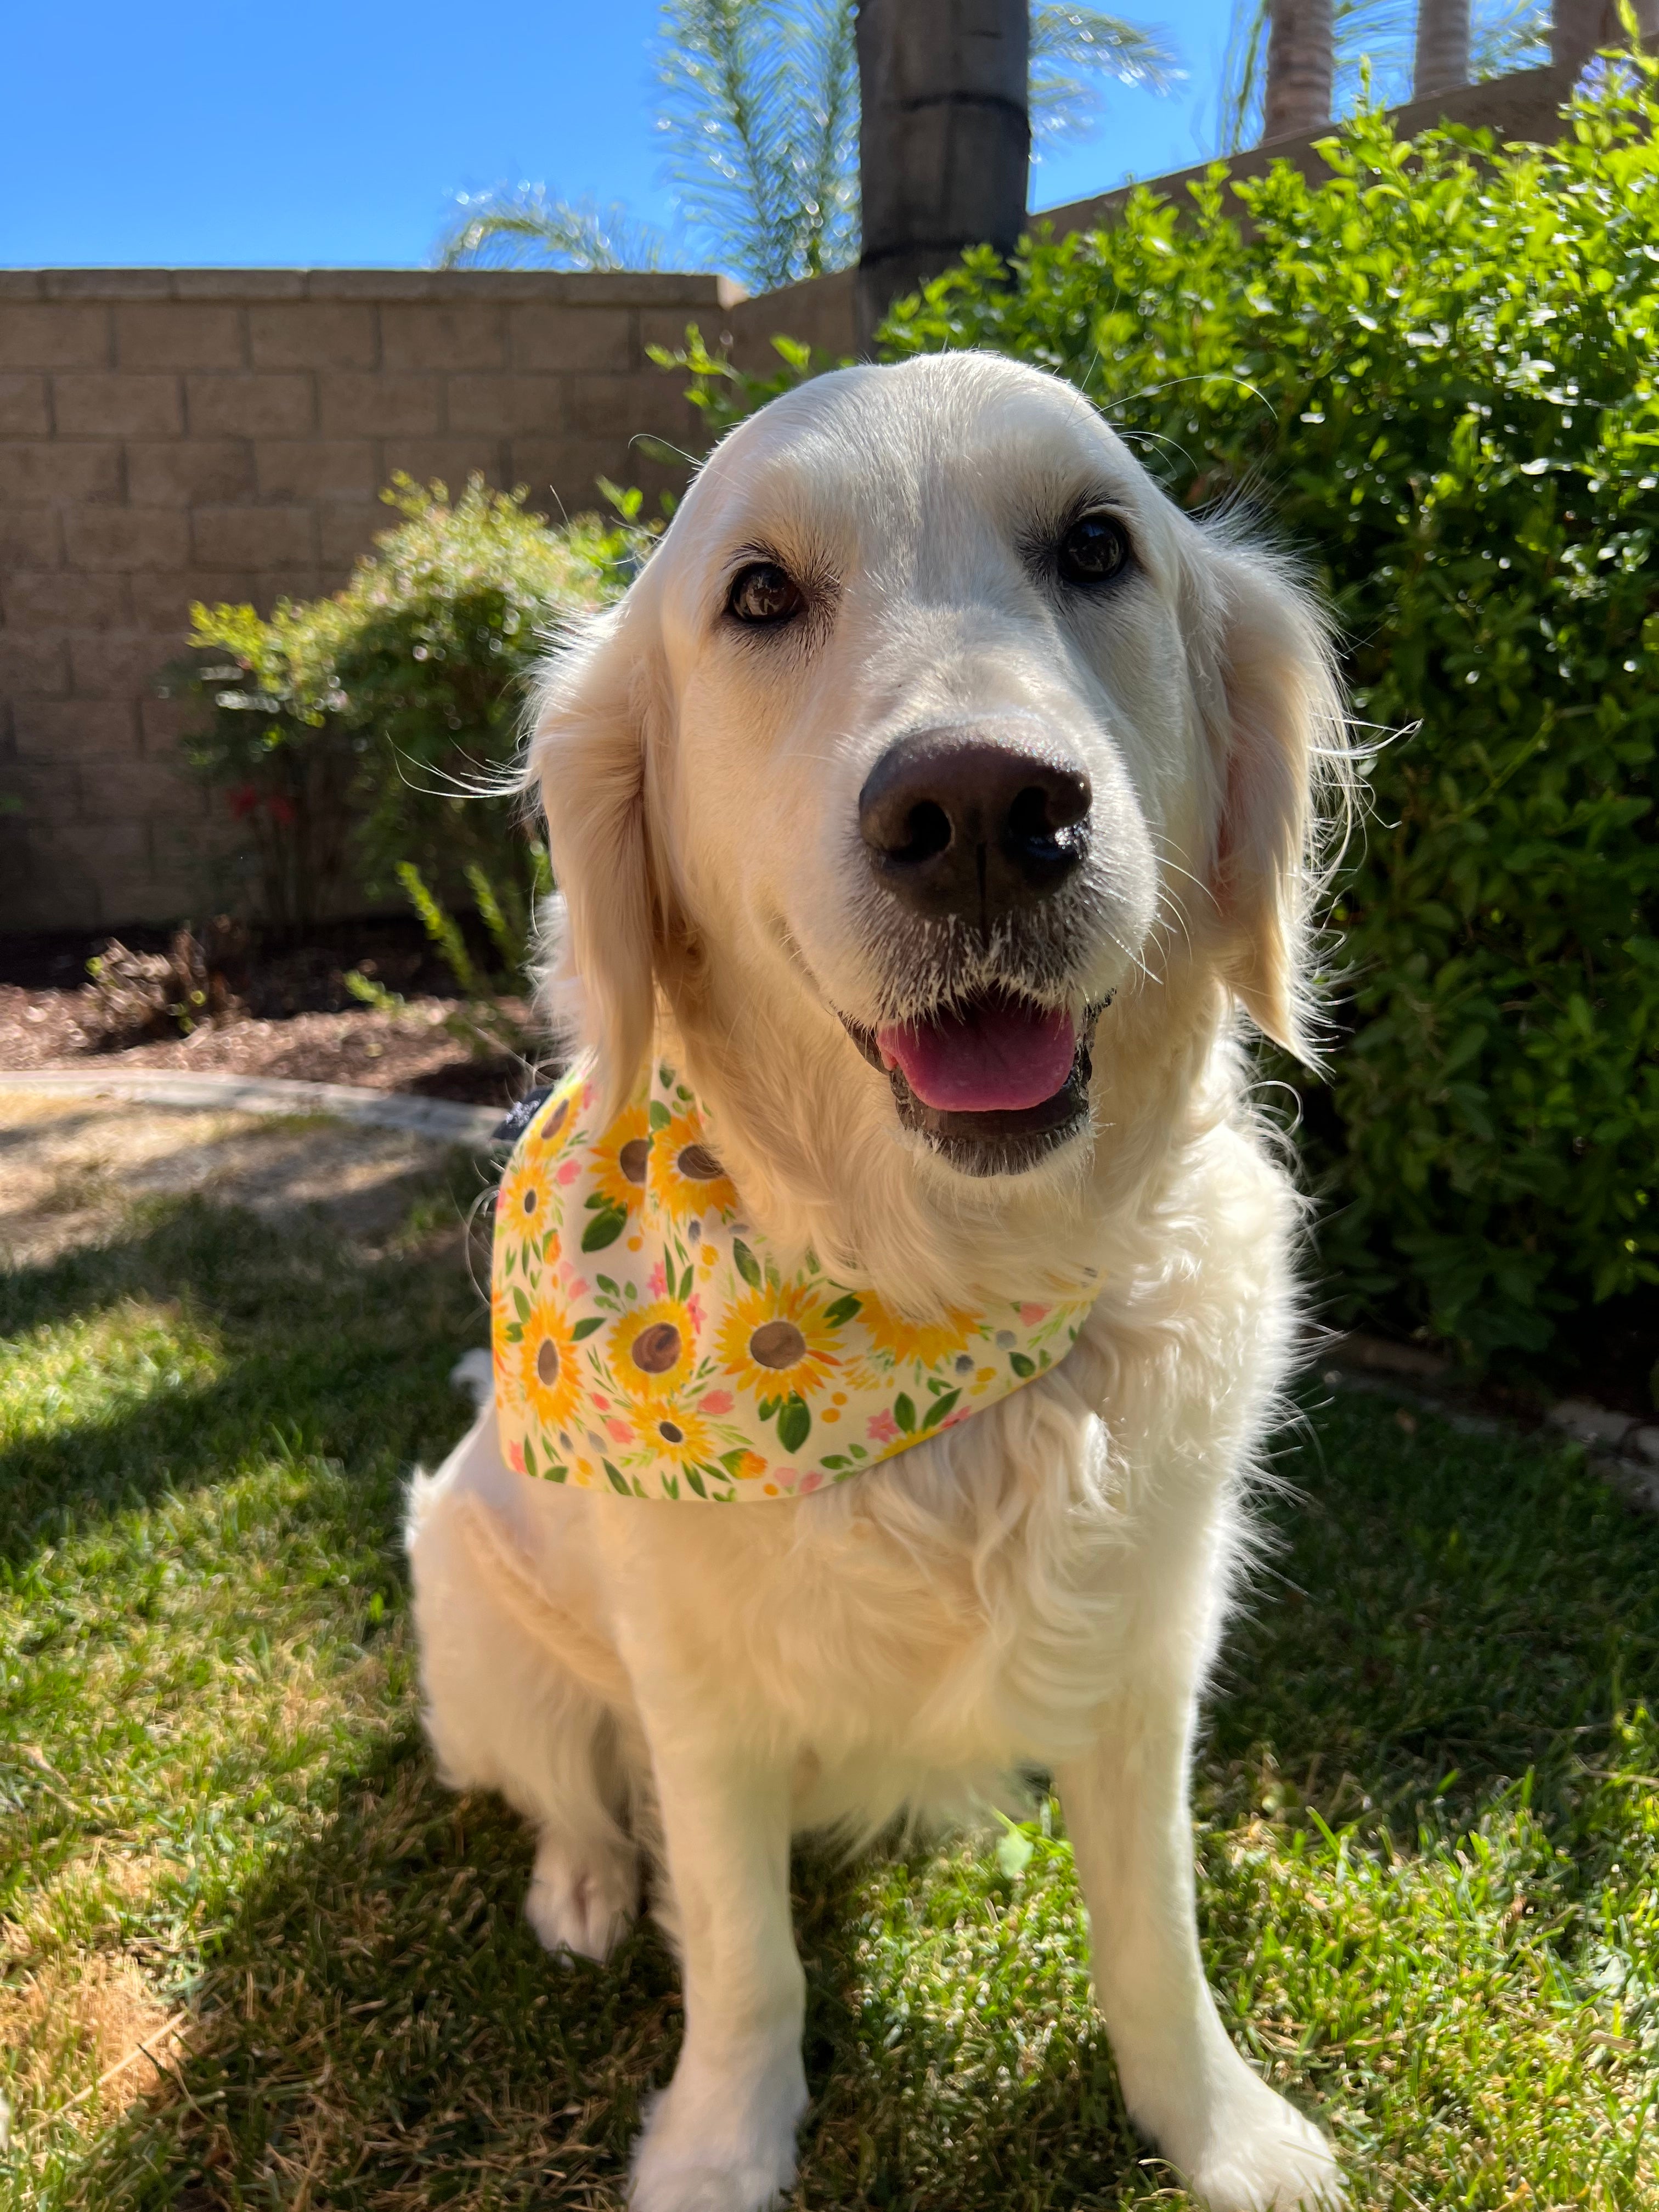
[{"x1": 498, "y1": 1110, "x2": 1297, "y2": 1828}]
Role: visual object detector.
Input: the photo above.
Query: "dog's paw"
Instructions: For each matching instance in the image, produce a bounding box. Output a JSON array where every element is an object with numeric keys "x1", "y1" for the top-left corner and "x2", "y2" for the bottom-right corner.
[
  {"x1": 1180, "y1": 2081, "x2": 1344, "y2": 2212},
  {"x1": 525, "y1": 1834, "x2": 636, "y2": 1962},
  {"x1": 629, "y1": 2057, "x2": 806, "y2": 2212}
]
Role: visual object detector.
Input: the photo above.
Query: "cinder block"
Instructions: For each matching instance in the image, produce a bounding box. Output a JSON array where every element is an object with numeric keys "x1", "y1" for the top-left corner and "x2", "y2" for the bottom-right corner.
[
  {"x1": 13, "y1": 697, "x2": 142, "y2": 763},
  {"x1": 317, "y1": 503, "x2": 383, "y2": 574},
  {"x1": 567, "y1": 372, "x2": 693, "y2": 441},
  {"x1": 0, "y1": 439, "x2": 122, "y2": 504},
  {"x1": 249, "y1": 301, "x2": 378, "y2": 370},
  {"x1": 0, "y1": 508, "x2": 62, "y2": 569},
  {"x1": 129, "y1": 570, "x2": 252, "y2": 631},
  {"x1": 78, "y1": 752, "x2": 189, "y2": 823},
  {"x1": 63, "y1": 506, "x2": 192, "y2": 572},
  {"x1": 0, "y1": 305, "x2": 111, "y2": 369},
  {"x1": 126, "y1": 439, "x2": 255, "y2": 506},
  {"x1": 190, "y1": 504, "x2": 319, "y2": 568},
  {"x1": 69, "y1": 631, "x2": 183, "y2": 700},
  {"x1": 117, "y1": 302, "x2": 246, "y2": 372},
  {"x1": 139, "y1": 693, "x2": 194, "y2": 750},
  {"x1": 309, "y1": 272, "x2": 438, "y2": 302},
  {"x1": 378, "y1": 437, "x2": 506, "y2": 493},
  {"x1": 48, "y1": 270, "x2": 171, "y2": 300},
  {"x1": 3, "y1": 570, "x2": 131, "y2": 631},
  {"x1": 185, "y1": 372, "x2": 314, "y2": 436},
  {"x1": 0, "y1": 634, "x2": 71, "y2": 698},
  {"x1": 318, "y1": 371, "x2": 442, "y2": 436},
  {"x1": 512, "y1": 436, "x2": 690, "y2": 520},
  {"x1": 510, "y1": 305, "x2": 634, "y2": 374},
  {"x1": 54, "y1": 371, "x2": 184, "y2": 437},
  {"x1": 255, "y1": 439, "x2": 376, "y2": 501},
  {"x1": 636, "y1": 309, "x2": 719, "y2": 361},
  {"x1": 129, "y1": 571, "x2": 255, "y2": 633},
  {"x1": 381, "y1": 303, "x2": 509, "y2": 371},
  {"x1": 173, "y1": 270, "x2": 307, "y2": 301},
  {"x1": 0, "y1": 374, "x2": 50, "y2": 435},
  {"x1": 446, "y1": 373, "x2": 567, "y2": 436},
  {"x1": 506, "y1": 439, "x2": 600, "y2": 513}
]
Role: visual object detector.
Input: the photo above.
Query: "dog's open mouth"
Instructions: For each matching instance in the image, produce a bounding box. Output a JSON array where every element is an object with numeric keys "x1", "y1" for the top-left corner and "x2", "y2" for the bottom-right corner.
[{"x1": 842, "y1": 989, "x2": 1104, "y2": 1176}]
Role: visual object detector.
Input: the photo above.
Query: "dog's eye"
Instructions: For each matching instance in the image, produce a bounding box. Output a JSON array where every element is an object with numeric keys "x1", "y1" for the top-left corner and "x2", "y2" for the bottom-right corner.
[
  {"x1": 1056, "y1": 512, "x2": 1130, "y2": 587},
  {"x1": 727, "y1": 561, "x2": 805, "y2": 625}
]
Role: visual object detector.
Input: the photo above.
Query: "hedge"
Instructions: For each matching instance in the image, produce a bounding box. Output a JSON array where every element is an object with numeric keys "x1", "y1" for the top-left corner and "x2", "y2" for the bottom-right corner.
[{"x1": 864, "y1": 64, "x2": 1659, "y2": 1374}]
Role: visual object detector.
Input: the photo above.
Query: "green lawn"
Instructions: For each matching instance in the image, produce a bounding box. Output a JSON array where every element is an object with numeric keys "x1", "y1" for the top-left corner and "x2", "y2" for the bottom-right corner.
[{"x1": 2, "y1": 1185, "x2": 1655, "y2": 2209}]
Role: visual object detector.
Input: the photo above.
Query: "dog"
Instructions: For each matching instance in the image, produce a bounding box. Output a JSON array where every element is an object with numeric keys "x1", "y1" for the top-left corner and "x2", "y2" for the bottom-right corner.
[{"x1": 407, "y1": 349, "x2": 1347, "y2": 2211}]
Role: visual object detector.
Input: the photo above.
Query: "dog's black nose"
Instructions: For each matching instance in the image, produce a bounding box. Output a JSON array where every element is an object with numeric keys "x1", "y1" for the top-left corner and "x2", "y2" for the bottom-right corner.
[{"x1": 857, "y1": 731, "x2": 1092, "y2": 920}]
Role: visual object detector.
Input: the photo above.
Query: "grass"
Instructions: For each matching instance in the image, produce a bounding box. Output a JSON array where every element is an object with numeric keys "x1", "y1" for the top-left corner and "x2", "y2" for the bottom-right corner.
[{"x1": 1, "y1": 1187, "x2": 1655, "y2": 2209}]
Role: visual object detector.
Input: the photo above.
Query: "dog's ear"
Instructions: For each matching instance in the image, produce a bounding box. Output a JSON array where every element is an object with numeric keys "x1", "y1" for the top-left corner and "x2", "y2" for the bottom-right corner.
[
  {"x1": 1187, "y1": 535, "x2": 1344, "y2": 1058},
  {"x1": 527, "y1": 600, "x2": 667, "y2": 1120}
]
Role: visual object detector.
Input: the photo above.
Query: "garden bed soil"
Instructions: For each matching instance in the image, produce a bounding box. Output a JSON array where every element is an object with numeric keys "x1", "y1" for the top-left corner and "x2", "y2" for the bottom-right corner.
[
  {"x1": 0, "y1": 985, "x2": 529, "y2": 1107},
  {"x1": 0, "y1": 918, "x2": 544, "y2": 1108}
]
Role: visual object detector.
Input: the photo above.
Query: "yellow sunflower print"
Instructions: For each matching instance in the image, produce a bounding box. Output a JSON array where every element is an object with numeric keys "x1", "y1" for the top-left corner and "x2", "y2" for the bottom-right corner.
[
  {"x1": 717, "y1": 1279, "x2": 843, "y2": 1401},
  {"x1": 856, "y1": 1290, "x2": 983, "y2": 1372},
  {"x1": 628, "y1": 1396, "x2": 721, "y2": 1472},
  {"x1": 498, "y1": 1149, "x2": 552, "y2": 1243},
  {"x1": 608, "y1": 1296, "x2": 698, "y2": 1402},
  {"x1": 589, "y1": 1102, "x2": 653, "y2": 1217},
  {"x1": 648, "y1": 1106, "x2": 740, "y2": 1222},
  {"x1": 514, "y1": 1290, "x2": 583, "y2": 1436}
]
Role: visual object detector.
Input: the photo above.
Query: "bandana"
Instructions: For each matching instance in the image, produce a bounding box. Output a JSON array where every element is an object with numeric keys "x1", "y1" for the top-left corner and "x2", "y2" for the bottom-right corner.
[{"x1": 491, "y1": 1056, "x2": 1097, "y2": 1502}]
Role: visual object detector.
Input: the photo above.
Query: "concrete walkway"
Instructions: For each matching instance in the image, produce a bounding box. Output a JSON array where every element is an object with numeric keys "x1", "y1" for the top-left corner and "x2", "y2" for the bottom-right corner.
[{"x1": 0, "y1": 1068, "x2": 506, "y2": 1147}]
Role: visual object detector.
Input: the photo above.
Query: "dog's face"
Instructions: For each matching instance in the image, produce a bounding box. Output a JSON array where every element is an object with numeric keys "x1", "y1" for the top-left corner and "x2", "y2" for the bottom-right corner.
[{"x1": 533, "y1": 353, "x2": 1336, "y2": 1214}]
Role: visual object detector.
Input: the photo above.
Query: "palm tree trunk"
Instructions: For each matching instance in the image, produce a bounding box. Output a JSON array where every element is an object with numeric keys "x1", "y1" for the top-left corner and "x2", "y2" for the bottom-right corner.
[
  {"x1": 1261, "y1": 0, "x2": 1334, "y2": 139},
  {"x1": 1552, "y1": 0, "x2": 1659, "y2": 73},
  {"x1": 1413, "y1": 0, "x2": 1470, "y2": 97},
  {"x1": 854, "y1": 0, "x2": 1030, "y2": 353}
]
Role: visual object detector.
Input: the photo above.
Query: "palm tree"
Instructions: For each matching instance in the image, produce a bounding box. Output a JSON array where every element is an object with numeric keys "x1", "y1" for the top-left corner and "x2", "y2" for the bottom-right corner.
[
  {"x1": 1263, "y1": 0, "x2": 1336, "y2": 135},
  {"x1": 1414, "y1": 0, "x2": 1471, "y2": 92},
  {"x1": 1221, "y1": 1, "x2": 1550, "y2": 149},
  {"x1": 1551, "y1": 0, "x2": 1658, "y2": 72},
  {"x1": 436, "y1": 1, "x2": 1177, "y2": 290},
  {"x1": 854, "y1": 0, "x2": 1031, "y2": 345}
]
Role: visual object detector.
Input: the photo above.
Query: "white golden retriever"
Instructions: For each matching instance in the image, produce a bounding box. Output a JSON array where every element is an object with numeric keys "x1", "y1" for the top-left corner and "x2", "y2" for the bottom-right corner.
[{"x1": 408, "y1": 351, "x2": 1347, "y2": 2210}]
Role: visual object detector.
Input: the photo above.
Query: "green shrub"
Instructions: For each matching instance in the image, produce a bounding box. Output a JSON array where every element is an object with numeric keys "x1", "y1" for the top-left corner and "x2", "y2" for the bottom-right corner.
[
  {"x1": 168, "y1": 475, "x2": 641, "y2": 926},
  {"x1": 871, "y1": 64, "x2": 1658, "y2": 1372}
]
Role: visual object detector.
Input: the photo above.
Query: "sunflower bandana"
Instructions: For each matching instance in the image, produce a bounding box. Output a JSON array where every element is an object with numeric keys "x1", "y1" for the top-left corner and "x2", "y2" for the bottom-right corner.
[{"x1": 492, "y1": 1056, "x2": 1098, "y2": 1503}]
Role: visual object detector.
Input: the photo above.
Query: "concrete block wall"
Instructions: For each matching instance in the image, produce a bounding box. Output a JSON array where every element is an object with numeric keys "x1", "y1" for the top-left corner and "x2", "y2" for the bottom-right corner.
[
  {"x1": 0, "y1": 268, "x2": 735, "y2": 930},
  {"x1": 0, "y1": 64, "x2": 1589, "y2": 934}
]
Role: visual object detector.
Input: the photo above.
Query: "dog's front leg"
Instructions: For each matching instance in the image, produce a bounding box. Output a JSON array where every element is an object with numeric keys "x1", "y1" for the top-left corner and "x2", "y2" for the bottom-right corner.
[
  {"x1": 1057, "y1": 1697, "x2": 1344, "y2": 2211},
  {"x1": 630, "y1": 1730, "x2": 807, "y2": 2212}
]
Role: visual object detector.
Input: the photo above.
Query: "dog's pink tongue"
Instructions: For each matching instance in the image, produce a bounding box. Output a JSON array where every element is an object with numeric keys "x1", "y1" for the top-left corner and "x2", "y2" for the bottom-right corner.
[{"x1": 877, "y1": 998, "x2": 1077, "y2": 1113}]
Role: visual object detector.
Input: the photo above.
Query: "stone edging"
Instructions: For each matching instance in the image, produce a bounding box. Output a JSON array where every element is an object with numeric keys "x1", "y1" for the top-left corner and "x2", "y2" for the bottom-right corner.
[
  {"x1": 0, "y1": 1068, "x2": 506, "y2": 1148},
  {"x1": 1328, "y1": 1331, "x2": 1659, "y2": 1513}
]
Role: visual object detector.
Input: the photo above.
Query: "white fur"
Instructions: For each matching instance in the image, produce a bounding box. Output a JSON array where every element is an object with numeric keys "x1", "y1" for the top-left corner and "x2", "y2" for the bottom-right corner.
[{"x1": 408, "y1": 354, "x2": 1347, "y2": 2210}]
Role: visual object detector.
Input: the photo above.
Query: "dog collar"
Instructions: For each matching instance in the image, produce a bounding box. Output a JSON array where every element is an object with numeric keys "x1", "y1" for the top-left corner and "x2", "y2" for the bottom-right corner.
[{"x1": 491, "y1": 1055, "x2": 1097, "y2": 1502}]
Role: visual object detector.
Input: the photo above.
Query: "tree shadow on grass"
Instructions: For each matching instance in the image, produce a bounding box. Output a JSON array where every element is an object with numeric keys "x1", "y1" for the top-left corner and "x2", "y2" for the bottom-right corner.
[
  {"x1": 24, "y1": 1280, "x2": 1659, "y2": 2208},
  {"x1": 0, "y1": 1195, "x2": 483, "y2": 1575}
]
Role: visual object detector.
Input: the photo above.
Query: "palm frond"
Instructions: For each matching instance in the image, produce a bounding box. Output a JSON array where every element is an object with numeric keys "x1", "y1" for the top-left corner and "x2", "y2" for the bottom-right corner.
[
  {"x1": 1030, "y1": 8, "x2": 1181, "y2": 143},
  {"x1": 656, "y1": 0, "x2": 859, "y2": 292},
  {"x1": 435, "y1": 189, "x2": 666, "y2": 272},
  {"x1": 1471, "y1": 1, "x2": 1550, "y2": 77}
]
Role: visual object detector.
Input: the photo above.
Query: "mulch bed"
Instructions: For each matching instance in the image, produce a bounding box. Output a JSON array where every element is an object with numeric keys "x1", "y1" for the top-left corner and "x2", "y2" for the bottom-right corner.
[{"x1": 0, "y1": 920, "x2": 543, "y2": 1108}]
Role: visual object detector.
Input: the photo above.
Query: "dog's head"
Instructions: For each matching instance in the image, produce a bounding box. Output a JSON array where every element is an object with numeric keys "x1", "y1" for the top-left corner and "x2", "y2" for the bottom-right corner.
[{"x1": 528, "y1": 354, "x2": 1340, "y2": 1276}]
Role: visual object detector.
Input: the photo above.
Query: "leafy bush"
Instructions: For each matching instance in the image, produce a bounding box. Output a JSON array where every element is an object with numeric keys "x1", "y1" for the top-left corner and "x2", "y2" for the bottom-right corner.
[
  {"x1": 870, "y1": 65, "x2": 1657, "y2": 1369},
  {"x1": 168, "y1": 476, "x2": 639, "y2": 927}
]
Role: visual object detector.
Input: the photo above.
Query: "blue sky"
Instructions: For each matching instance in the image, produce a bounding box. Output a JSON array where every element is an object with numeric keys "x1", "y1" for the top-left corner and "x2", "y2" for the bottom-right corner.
[{"x1": 3, "y1": 0, "x2": 1241, "y2": 272}]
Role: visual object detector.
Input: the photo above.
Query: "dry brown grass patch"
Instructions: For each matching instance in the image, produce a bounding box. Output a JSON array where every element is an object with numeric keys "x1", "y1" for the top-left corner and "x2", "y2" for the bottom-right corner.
[{"x1": 0, "y1": 1953, "x2": 190, "y2": 2128}]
